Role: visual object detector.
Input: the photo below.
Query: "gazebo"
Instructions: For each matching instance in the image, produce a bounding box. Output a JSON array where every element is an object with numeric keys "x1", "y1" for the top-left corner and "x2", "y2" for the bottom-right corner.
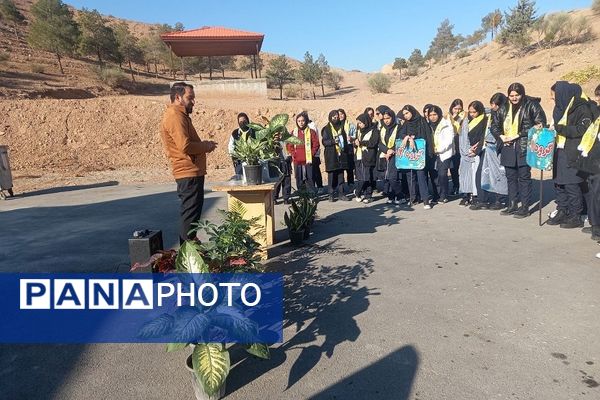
[{"x1": 160, "y1": 26, "x2": 264, "y2": 79}]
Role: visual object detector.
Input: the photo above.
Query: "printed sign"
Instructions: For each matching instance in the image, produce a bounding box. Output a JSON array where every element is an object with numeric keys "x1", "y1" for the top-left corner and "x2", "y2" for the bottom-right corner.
[
  {"x1": 395, "y1": 138, "x2": 426, "y2": 170},
  {"x1": 527, "y1": 127, "x2": 556, "y2": 171}
]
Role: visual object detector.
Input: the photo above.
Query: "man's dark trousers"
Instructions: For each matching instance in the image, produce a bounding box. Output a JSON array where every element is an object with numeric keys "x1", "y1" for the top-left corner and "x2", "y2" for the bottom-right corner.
[{"x1": 176, "y1": 176, "x2": 205, "y2": 244}]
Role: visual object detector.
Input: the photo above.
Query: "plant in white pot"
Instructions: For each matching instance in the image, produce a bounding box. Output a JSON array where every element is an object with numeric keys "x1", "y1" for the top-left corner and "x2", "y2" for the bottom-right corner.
[{"x1": 233, "y1": 113, "x2": 302, "y2": 184}]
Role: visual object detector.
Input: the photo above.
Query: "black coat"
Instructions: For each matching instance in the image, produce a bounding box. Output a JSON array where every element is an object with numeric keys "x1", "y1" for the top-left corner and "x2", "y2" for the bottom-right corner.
[
  {"x1": 556, "y1": 98, "x2": 595, "y2": 166},
  {"x1": 498, "y1": 96, "x2": 547, "y2": 167},
  {"x1": 356, "y1": 127, "x2": 379, "y2": 167},
  {"x1": 321, "y1": 124, "x2": 350, "y2": 172},
  {"x1": 490, "y1": 105, "x2": 507, "y2": 154}
]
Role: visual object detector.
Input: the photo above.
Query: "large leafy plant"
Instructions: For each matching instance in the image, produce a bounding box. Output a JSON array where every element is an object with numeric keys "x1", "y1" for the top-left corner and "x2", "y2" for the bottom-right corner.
[
  {"x1": 139, "y1": 203, "x2": 270, "y2": 397},
  {"x1": 233, "y1": 113, "x2": 302, "y2": 165},
  {"x1": 284, "y1": 187, "x2": 318, "y2": 231}
]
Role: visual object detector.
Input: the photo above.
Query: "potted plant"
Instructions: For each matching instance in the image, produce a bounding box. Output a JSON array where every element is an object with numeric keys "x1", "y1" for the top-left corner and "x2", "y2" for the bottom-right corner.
[
  {"x1": 136, "y1": 202, "x2": 270, "y2": 399},
  {"x1": 233, "y1": 113, "x2": 302, "y2": 184},
  {"x1": 284, "y1": 205, "x2": 305, "y2": 245}
]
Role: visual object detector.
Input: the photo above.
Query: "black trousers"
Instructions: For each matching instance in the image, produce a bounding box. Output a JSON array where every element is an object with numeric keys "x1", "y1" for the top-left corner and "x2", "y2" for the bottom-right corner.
[
  {"x1": 312, "y1": 157, "x2": 323, "y2": 188},
  {"x1": 356, "y1": 165, "x2": 375, "y2": 199},
  {"x1": 436, "y1": 157, "x2": 451, "y2": 201},
  {"x1": 406, "y1": 169, "x2": 431, "y2": 203},
  {"x1": 295, "y1": 163, "x2": 315, "y2": 192},
  {"x1": 586, "y1": 174, "x2": 600, "y2": 226},
  {"x1": 450, "y1": 154, "x2": 460, "y2": 193},
  {"x1": 555, "y1": 183, "x2": 584, "y2": 216},
  {"x1": 233, "y1": 159, "x2": 242, "y2": 176},
  {"x1": 328, "y1": 170, "x2": 345, "y2": 196},
  {"x1": 176, "y1": 176, "x2": 205, "y2": 244},
  {"x1": 505, "y1": 165, "x2": 532, "y2": 207}
]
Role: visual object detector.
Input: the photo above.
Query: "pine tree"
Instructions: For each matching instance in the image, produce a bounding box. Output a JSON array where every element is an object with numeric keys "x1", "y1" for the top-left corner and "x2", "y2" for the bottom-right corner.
[
  {"x1": 299, "y1": 51, "x2": 319, "y2": 99},
  {"x1": 315, "y1": 53, "x2": 330, "y2": 97},
  {"x1": 77, "y1": 8, "x2": 120, "y2": 65},
  {"x1": 265, "y1": 55, "x2": 295, "y2": 99},
  {"x1": 392, "y1": 57, "x2": 408, "y2": 77},
  {"x1": 481, "y1": 9, "x2": 503, "y2": 40},
  {"x1": 408, "y1": 49, "x2": 424, "y2": 67},
  {"x1": 0, "y1": 0, "x2": 25, "y2": 40},
  {"x1": 28, "y1": 0, "x2": 80, "y2": 74},
  {"x1": 498, "y1": 0, "x2": 537, "y2": 53},
  {"x1": 428, "y1": 19, "x2": 459, "y2": 61},
  {"x1": 114, "y1": 22, "x2": 143, "y2": 82}
]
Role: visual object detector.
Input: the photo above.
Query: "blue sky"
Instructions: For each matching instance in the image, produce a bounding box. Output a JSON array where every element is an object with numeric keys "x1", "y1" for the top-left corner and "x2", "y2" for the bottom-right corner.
[{"x1": 65, "y1": 0, "x2": 593, "y2": 72}]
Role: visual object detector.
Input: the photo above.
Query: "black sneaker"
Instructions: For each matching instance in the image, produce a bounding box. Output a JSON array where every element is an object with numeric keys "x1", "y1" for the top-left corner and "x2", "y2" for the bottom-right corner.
[
  {"x1": 459, "y1": 198, "x2": 470, "y2": 207},
  {"x1": 501, "y1": 202, "x2": 519, "y2": 215},
  {"x1": 547, "y1": 210, "x2": 567, "y2": 226},
  {"x1": 513, "y1": 206, "x2": 530, "y2": 219},
  {"x1": 469, "y1": 201, "x2": 483, "y2": 210},
  {"x1": 489, "y1": 201, "x2": 504, "y2": 210},
  {"x1": 560, "y1": 215, "x2": 583, "y2": 229},
  {"x1": 328, "y1": 195, "x2": 336, "y2": 202},
  {"x1": 592, "y1": 226, "x2": 600, "y2": 241}
]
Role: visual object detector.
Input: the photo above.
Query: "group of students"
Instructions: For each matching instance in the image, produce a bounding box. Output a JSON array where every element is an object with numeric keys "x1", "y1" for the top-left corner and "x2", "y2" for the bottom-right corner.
[{"x1": 228, "y1": 81, "x2": 600, "y2": 242}]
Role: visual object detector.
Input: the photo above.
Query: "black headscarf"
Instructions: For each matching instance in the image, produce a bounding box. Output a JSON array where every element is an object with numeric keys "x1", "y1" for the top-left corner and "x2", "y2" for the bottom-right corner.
[
  {"x1": 401, "y1": 104, "x2": 422, "y2": 126},
  {"x1": 467, "y1": 101, "x2": 487, "y2": 146},
  {"x1": 382, "y1": 108, "x2": 397, "y2": 131},
  {"x1": 507, "y1": 82, "x2": 526, "y2": 115},
  {"x1": 328, "y1": 109, "x2": 341, "y2": 129},
  {"x1": 237, "y1": 112, "x2": 250, "y2": 130},
  {"x1": 552, "y1": 81, "x2": 583, "y2": 125},
  {"x1": 338, "y1": 108, "x2": 347, "y2": 123},
  {"x1": 356, "y1": 113, "x2": 372, "y2": 133},
  {"x1": 428, "y1": 105, "x2": 444, "y2": 131},
  {"x1": 376, "y1": 105, "x2": 390, "y2": 115}
]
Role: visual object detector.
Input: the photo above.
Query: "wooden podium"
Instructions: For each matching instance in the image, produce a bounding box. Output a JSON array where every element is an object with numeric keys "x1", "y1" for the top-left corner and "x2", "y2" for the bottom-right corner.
[{"x1": 212, "y1": 181, "x2": 277, "y2": 259}]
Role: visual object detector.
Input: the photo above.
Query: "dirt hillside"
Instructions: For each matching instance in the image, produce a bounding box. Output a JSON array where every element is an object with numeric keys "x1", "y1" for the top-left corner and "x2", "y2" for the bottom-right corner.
[{"x1": 1, "y1": 4, "x2": 599, "y2": 193}]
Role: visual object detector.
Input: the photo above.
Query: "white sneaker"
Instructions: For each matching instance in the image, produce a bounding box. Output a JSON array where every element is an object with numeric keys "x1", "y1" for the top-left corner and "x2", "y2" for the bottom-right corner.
[
  {"x1": 386, "y1": 199, "x2": 393, "y2": 204},
  {"x1": 424, "y1": 204, "x2": 432, "y2": 210},
  {"x1": 355, "y1": 196, "x2": 363, "y2": 203},
  {"x1": 394, "y1": 199, "x2": 401, "y2": 205}
]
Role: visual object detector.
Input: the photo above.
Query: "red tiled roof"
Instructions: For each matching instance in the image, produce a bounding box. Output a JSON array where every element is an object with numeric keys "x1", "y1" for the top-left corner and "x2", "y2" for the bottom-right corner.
[
  {"x1": 160, "y1": 26, "x2": 264, "y2": 40},
  {"x1": 160, "y1": 26, "x2": 264, "y2": 57}
]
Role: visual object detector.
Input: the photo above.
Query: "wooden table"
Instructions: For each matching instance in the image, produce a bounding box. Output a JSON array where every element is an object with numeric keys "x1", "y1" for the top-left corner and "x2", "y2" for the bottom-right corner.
[{"x1": 212, "y1": 181, "x2": 277, "y2": 259}]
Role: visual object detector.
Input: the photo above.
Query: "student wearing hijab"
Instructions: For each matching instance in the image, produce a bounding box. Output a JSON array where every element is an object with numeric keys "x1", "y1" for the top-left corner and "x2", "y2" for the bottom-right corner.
[
  {"x1": 458, "y1": 101, "x2": 487, "y2": 206},
  {"x1": 547, "y1": 81, "x2": 594, "y2": 228},
  {"x1": 448, "y1": 99, "x2": 464, "y2": 196},
  {"x1": 377, "y1": 108, "x2": 403, "y2": 204},
  {"x1": 399, "y1": 104, "x2": 434, "y2": 209},
  {"x1": 498, "y1": 83, "x2": 547, "y2": 218},
  {"x1": 339, "y1": 108, "x2": 356, "y2": 188},
  {"x1": 364, "y1": 107, "x2": 376, "y2": 124},
  {"x1": 304, "y1": 112, "x2": 325, "y2": 194},
  {"x1": 428, "y1": 105, "x2": 454, "y2": 203},
  {"x1": 286, "y1": 112, "x2": 320, "y2": 193},
  {"x1": 473, "y1": 92, "x2": 509, "y2": 210},
  {"x1": 228, "y1": 112, "x2": 256, "y2": 176},
  {"x1": 374, "y1": 105, "x2": 391, "y2": 193},
  {"x1": 354, "y1": 113, "x2": 380, "y2": 203},
  {"x1": 322, "y1": 110, "x2": 351, "y2": 202},
  {"x1": 422, "y1": 104, "x2": 433, "y2": 120}
]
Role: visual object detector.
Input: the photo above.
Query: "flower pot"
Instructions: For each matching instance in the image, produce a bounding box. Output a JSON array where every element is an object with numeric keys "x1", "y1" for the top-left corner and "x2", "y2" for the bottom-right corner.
[
  {"x1": 288, "y1": 229, "x2": 304, "y2": 245},
  {"x1": 186, "y1": 354, "x2": 226, "y2": 400},
  {"x1": 303, "y1": 225, "x2": 310, "y2": 239},
  {"x1": 243, "y1": 164, "x2": 263, "y2": 185}
]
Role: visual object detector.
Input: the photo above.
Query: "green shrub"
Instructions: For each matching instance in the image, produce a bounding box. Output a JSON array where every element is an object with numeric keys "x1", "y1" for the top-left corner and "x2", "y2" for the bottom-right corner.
[
  {"x1": 283, "y1": 85, "x2": 300, "y2": 98},
  {"x1": 92, "y1": 66, "x2": 128, "y2": 88},
  {"x1": 593, "y1": 0, "x2": 600, "y2": 13},
  {"x1": 367, "y1": 73, "x2": 391, "y2": 93},
  {"x1": 30, "y1": 63, "x2": 45, "y2": 73},
  {"x1": 561, "y1": 65, "x2": 600, "y2": 85}
]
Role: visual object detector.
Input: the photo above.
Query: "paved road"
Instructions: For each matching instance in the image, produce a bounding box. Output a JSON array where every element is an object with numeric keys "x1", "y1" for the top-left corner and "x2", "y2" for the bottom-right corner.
[{"x1": 1, "y1": 181, "x2": 599, "y2": 399}]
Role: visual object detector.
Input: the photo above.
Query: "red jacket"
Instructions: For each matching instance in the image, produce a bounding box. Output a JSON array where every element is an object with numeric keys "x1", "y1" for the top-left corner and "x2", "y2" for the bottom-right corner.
[{"x1": 286, "y1": 128, "x2": 319, "y2": 165}]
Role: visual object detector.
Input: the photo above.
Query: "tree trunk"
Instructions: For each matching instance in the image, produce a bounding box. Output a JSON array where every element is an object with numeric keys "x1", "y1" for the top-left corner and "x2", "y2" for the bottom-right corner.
[
  {"x1": 56, "y1": 53, "x2": 64, "y2": 75},
  {"x1": 154, "y1": 62, "x2": 158, "y2": 78},
  {"x1": 97, "y1": 50, "x2": 103, "y2": 66},
  {"x1": 321, "y1": 81, "x2": 325, "y2": 97},
  {"x1": 208, "y1": 56, "x2": 212, "y2": 80},
  {"x1": 312, "y1": 88, "x2": 316, "y2": 100},
  {"x1": 279, "y1": 85, "x2": 283, "y2": 100},
  {"x1": 128, "y1": 60, "x2": 135, "y2": 82},
  {"x1": 222, "y1": 68, "x2": 225, "y2": 78}
]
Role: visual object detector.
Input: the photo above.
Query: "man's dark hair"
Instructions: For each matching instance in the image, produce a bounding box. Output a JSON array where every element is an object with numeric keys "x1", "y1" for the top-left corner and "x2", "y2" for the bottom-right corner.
[
  {"x1": 595, "y1": 84, "x2": 600, "y2": 97},
  {"x1": 170, "y1": 82, "x2": 194, "y2": 102}
]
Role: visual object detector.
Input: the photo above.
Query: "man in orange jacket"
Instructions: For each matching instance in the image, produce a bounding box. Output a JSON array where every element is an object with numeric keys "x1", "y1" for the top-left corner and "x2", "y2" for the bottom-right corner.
[{"x1": 160, "y1": 82, "x2": 217, "y2": 244}]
